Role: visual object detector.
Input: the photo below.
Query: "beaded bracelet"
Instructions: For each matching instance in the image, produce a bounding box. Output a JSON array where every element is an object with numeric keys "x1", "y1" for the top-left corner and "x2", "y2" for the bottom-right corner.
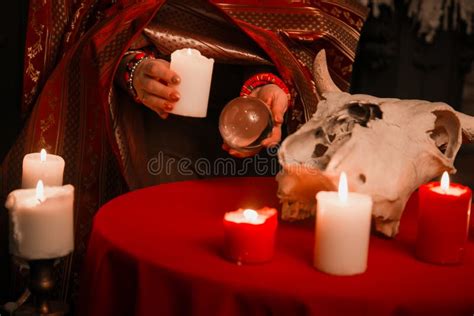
[
  {"x1": 240, "y1": 73, "x2": 291, "y2": 103},
  {"x1": 124, "y1": 51, "x2": 154, "y2": 102}
]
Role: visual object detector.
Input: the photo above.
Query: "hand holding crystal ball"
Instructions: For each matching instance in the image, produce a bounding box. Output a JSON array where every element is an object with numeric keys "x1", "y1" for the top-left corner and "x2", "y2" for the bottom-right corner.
[{"x1": 219, "y1": 97, "x2": 274, "y2": 152}]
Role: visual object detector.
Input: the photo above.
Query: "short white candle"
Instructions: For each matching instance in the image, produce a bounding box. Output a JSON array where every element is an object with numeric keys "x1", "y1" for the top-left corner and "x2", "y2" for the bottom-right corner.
[
  {"x1": 5, "y1": 181, "x2": 74, "y2": 260},
  {"x1": 314, "y1": 172, "x2": 373, "y2": 276},
  {"x1": 169, "y1": 48, "x2": 214, "y2": 118},
  {"x1": 22, "y1": 149, "x2": 65, "y2": 188}
]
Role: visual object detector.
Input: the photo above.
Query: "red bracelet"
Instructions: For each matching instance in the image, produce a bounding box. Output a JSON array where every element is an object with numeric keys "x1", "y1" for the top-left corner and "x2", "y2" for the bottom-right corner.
[
  {"x1": 124, "y1": 51, "x2": 155, "y2": 102},
  {"x1": 240, "y1": 73, "x2": 291, "y2": 103}
]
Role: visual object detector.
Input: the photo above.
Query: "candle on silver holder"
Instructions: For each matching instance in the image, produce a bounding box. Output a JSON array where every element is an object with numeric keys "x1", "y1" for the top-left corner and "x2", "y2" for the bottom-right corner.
[
  {"x1": 12, "y1": 259, "x2": 68, "y2": 316},
  {"x1": 5, "y1": 181, "x2": 74, "y2": 316}
]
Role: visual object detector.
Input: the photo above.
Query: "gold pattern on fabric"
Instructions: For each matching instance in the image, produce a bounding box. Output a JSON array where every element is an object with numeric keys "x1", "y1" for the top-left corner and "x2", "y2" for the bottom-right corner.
[
  {"x1": 94, "y1": 28, "x2": 134, "y2": 70},
  {"x1": 222, "y1": 8, "x2": 358, "y2": 60},
  {"x1": 144, "y1": 0, "x2": 271, "y2": 65},
  {"x1": 38, "y1": 114, "x2": 56, "y2": 151},
  {"x1": 64, "y1": 2, "x2": 87, "y2": 45},
  {"x1": 49, "y1": 0, "x2": 69, "y2": 67},
  {"x1": 322, "y1": 0, "x2": 367, "y2": 18},
  {"x1": 24, "y1": 0, "x2": 46, "y2": 110}
]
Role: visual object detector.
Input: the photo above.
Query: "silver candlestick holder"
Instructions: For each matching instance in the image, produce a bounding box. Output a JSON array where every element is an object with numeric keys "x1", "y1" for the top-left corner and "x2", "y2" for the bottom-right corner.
[{"x1": 9, "y1": 259, "x2": 68, "y2": 316}]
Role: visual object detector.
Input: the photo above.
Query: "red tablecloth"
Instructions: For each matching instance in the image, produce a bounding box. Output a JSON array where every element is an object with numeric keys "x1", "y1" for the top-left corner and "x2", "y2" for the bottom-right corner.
[{"x1": 79, "y1": 177, "x2": 474, "y2": 316}]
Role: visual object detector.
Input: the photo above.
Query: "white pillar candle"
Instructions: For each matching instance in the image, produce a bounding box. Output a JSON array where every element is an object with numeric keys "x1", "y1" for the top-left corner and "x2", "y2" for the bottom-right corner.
[
  {"x1": 22, "y1": 149, "x2": 65, "y2": 188},
  {"x1": 314, "y1": 172, "x2": 373, "y2": 275},
  {"x1": 5, "y1": 181, "x2": 74, "y2": 260},
  {"x1": 169, "y1": 48, "x2": 214, "y2": 118}
]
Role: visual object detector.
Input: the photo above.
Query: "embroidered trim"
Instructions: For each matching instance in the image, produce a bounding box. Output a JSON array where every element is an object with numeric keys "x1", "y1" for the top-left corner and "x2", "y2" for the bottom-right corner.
[
  {"x1": 124, "y1": 51, "x2": 154, "y2": 102},
  {"x1": 240, "y1": 73, "x2": 291, "y2": 104}
]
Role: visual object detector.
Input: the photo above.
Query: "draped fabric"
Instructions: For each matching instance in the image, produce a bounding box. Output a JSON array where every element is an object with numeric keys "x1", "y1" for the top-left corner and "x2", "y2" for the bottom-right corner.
[{"x1": 0, "y1": 0, "x2": 366, "y2": 306}]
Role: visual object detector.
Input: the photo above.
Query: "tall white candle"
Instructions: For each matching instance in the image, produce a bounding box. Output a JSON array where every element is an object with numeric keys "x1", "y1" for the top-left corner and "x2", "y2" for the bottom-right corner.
[
  {"x1": 170, "y1": 48, "x2": 214, "y2": 118},
  {"x1": 22, "y1": 149, "x2": 65, "y2": 188},
  {"x1": 314, "y1": 172, "x2": 373, "y2": 275},
  {"x1": 5, "y1": 181, "x2": 74, "y2": 259}
]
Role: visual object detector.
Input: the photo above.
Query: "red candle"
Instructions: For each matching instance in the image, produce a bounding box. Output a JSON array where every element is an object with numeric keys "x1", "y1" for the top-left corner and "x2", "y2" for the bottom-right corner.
[
  {"x1": 416, "y1": 172, "x2": 472, "y2": 264},
  {"x1": 223, "y1": 207, "x2": 277, "y2": 264}
]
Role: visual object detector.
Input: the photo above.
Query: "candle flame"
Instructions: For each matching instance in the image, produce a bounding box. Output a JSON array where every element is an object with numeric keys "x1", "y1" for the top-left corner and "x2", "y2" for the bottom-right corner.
[
  {"x1": 36, "y1": 180, "x2": 45, "y2": 203},
  {"x1": 243, "y1": 209, "x2": 259, "y2": 222},
  {"x1": 441, "y1": 171, "x2": 450, "y2": 193},
  {"x1": 338, "y1": 172, "x2": 348, "y2": 202},
  {"x1": 40, "y1": 149, "x2": 47, "y2": 162}
]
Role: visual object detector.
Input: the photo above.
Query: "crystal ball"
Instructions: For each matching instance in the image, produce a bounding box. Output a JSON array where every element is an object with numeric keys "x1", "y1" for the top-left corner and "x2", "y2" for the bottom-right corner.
[{"x1": 219, "y1": 97, "x2": 273, "y2": 151}]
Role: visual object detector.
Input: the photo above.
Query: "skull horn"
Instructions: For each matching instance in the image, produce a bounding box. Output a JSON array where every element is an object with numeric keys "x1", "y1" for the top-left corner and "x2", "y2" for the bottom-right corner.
[
  {"x1": 313, "y1": 49, "x2": 342, "y2": 95},
  {"x1": 456, "y1": 111, "x2": 474, "y2": 143}
]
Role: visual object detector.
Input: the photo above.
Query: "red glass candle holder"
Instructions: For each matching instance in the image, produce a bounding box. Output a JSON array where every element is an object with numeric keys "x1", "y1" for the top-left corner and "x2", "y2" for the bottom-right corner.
[
  {"x1": 416, "y1": 181, "x2": 472, "y2": 264},
  {"x1": 223, "y1": 207, "x2": 277, "y2": 264}
]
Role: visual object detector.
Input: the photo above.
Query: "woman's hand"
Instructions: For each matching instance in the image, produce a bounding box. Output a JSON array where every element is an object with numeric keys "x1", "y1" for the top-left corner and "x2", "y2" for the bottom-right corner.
[
  {"x1": 250, "y1": 84, "x2": 288, "y2": 146},
  {"x1": 133, "y1": 58, "x2": 181, "y2": 119},
  {"x1": 224, "y1": 84, "x2": 289, "y2": 158}
]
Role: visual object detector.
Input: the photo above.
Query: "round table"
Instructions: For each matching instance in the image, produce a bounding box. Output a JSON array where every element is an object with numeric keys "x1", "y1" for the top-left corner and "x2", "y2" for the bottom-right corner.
[{"x1": 79, "y1": 177, "x2": 474, "y2": 316}]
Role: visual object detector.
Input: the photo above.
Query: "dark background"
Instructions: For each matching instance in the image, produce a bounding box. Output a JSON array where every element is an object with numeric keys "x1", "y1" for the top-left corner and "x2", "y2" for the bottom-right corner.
[
  {"x1": 0, "y1": 0, "x2": 28, "y2": 162},
  {"x1": 0, "y1": 0, "x2": 473, "y2": 307},
  {"x1": 0, "y1": 0, "x2": 28, "y2": 304}
]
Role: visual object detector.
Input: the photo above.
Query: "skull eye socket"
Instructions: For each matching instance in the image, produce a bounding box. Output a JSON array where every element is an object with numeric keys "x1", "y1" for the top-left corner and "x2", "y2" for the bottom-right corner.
[
  {"x1": 429, "y1": 110, "x2": 461, "y2": 159},
  {"x1": 347, "y1": 102, "x2": 383, "y2": 127},
  {"x1": 314, "y1": 144, "x2": 328, "y2": 157},
  {"x1": 314, "y1": 127, "x2": 324, "y2": 138}
]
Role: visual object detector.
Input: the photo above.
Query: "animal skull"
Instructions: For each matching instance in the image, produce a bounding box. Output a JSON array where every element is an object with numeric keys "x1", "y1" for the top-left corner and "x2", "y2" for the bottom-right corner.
[{"x1": 277, "y1": 50, "x2": 474, "y2": 237}]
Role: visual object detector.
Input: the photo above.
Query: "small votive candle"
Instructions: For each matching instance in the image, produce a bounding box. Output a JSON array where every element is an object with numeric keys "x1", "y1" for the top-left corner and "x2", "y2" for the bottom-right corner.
[
  {"x1": 416, "y1": 172, "x2": 472, "y2": 264},
  {"x1": 223, "y1": 207, "x2": 277, "y2": 264}
]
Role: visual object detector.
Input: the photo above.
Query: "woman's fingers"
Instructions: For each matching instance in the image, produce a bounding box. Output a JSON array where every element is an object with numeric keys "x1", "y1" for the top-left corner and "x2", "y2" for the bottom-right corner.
[
  {"x1": 221, "y1": 143, "x2": 261, "y2": 158},
  {"x1": 251, "y1": 84, "x2": 288, "y2": 124},
  {"x1": 141, "y1": 59, "x2": 180, "y2": 84},
  {"x1": 132, "y1": 58, "x2": 181, "y2": 119},
  {"x1": 249, "y1": 84, "x2": 287, "y2": 146},
  {"x1": 260, "y1": 91, "x2": 285, "y2": 146},
  {"x1": 270, "y1": 90, "x2": 288, "y2": 124},
  {"x1": 261, "y1": 124, "x2": 282, "y2": 147},
  {"x1": 139, "y1": 76, "x2": 180, "y2": 102},
  {"x1": 140, "y1": 91, "x2": 174, "y2": 117},
  {"x1": 155, "y1": 109, "x2": 169, "y2": 120}
]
